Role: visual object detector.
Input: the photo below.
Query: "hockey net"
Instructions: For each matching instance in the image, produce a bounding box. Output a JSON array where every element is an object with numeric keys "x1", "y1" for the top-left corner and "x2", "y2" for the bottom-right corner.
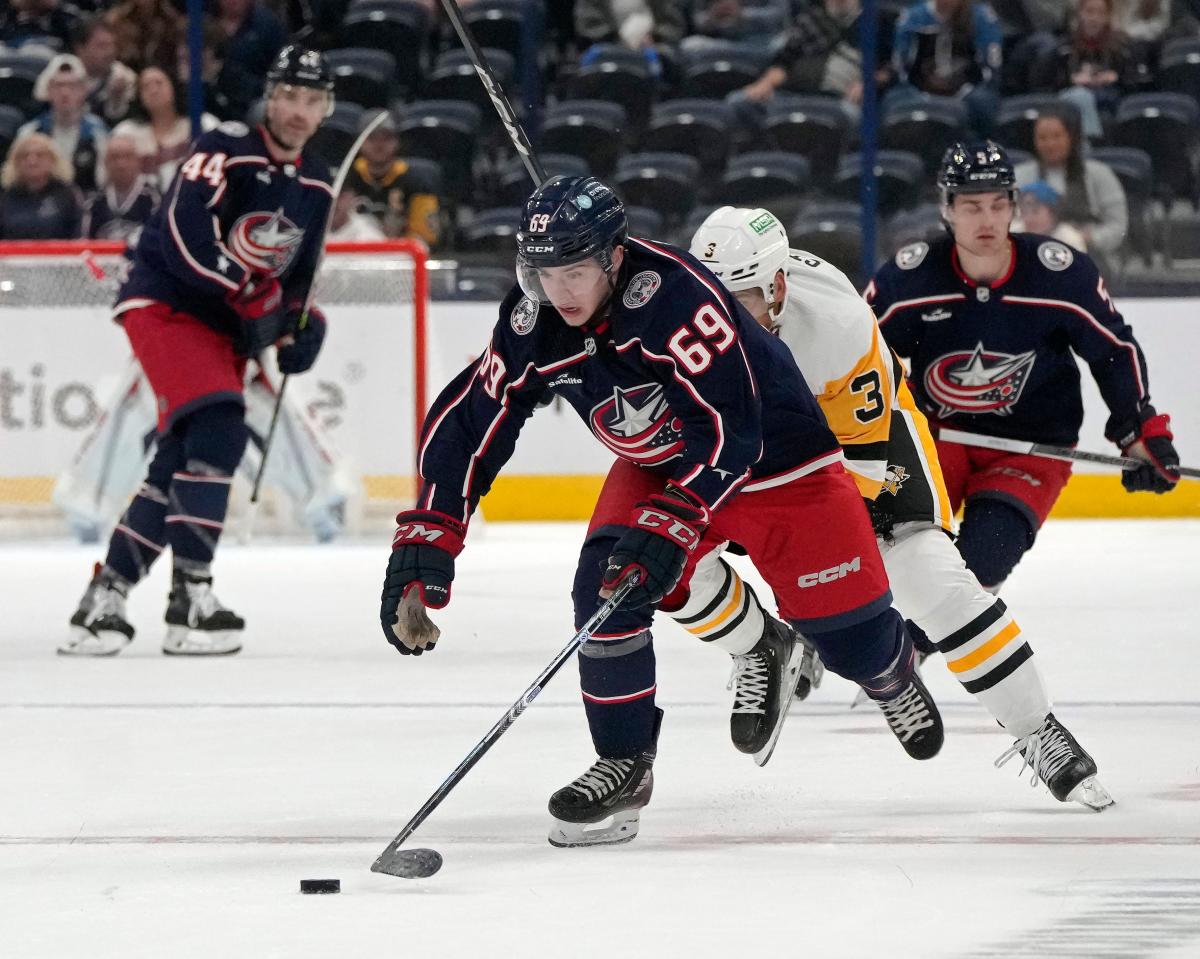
[{"x1": 0, "y1": 240, "x2": 428, "y2": 540}]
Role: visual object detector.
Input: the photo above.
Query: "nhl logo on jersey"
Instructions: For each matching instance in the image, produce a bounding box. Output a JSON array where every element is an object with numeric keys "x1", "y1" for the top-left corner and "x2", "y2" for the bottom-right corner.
[
  {"x1": 622, "y1": 271, "x2": 662, "y2": 309},
  {"x1": 228, "y1": 209, "x2": 305, "y2": 276},
  {"x1": 895, "y1": 242, "x2": 929, "y2": 270},
  {"x1": 1037, "y1": 241, "x2": 1074, "y2": 272},
  {"x1": 510, "y1": 297, "x2": 537, "y2": 335},
  {"x1": 924, "y1": 342, "x2": 1037, "y2": 417},
  {"x1": 589, "y1": 383, "x2": 684, "y2": 466}
]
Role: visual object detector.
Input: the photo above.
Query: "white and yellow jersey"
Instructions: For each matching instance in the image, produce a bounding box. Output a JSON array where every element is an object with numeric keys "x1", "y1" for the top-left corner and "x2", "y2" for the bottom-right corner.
[{"x1": 774, "y1": 250, "x2": 952, "y2": 530}]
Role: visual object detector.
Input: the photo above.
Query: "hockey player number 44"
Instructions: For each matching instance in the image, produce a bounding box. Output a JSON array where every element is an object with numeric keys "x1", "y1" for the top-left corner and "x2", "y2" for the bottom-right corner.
[
  {"x1": 179, "y1": 152, "x2": 228, "y2": 187},
  {"x1": 668, "y1": 304, "x2": 737, "y2": 375}
]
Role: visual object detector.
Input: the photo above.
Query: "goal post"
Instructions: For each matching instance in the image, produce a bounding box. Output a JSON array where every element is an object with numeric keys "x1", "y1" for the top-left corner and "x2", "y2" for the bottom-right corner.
[{"x1": 0, "y1": 239, "x2": 430, "y2": 539}]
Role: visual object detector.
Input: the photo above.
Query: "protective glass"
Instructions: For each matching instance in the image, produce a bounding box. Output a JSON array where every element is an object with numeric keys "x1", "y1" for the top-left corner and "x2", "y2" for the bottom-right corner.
[{"x1": 516, "y1": 254, "x2": 609, "y2": 306}]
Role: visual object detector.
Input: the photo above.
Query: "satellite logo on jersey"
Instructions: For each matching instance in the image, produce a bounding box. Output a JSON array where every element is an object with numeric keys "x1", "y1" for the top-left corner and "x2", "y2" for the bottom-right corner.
[
  {"x1": 622, "y1": 271, "x2": 661, "y2": 309},
  {"x1": 228, "y1": 209, "x2": 305, "y2": 276},
  {"x1": 589, "y1": 383, "x2": 684, "y2": 465},
  {"x1": 924, "y1": 342, "x2": 1037, "y2": 417},
  {"x1": 882, "y1": 464, "x2": 909, "y2": 496}
]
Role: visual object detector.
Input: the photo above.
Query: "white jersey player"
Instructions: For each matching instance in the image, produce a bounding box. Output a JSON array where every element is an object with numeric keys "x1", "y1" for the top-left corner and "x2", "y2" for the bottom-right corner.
[{"x1": 677, "y1": 206, "x2": 1112, "y2": 810}]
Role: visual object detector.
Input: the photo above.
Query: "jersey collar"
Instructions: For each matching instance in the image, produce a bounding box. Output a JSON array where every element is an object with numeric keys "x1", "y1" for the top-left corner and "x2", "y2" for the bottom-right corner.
[{"x1": 951, "y1": 241, "x2": 1016, "y2": 293}]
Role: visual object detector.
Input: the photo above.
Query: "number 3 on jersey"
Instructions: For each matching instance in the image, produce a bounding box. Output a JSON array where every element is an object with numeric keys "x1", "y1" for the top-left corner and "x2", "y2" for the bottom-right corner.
[
  {"x1": 851, "y1": 370, "x2": 884, "y2": 423},
  {"x1": 668, "y1": 304, "x2": 736, "y2": 375}
]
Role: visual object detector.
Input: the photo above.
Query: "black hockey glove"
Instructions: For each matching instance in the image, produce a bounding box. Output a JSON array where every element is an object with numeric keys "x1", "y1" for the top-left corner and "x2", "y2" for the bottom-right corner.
[
  {"x1": 226, "y1": 273, "x2": 285, "y2": 355},
  {"x1": 276, "y1": 305, "x2": 327, "y2": 375},
  {"x1": 601, "y1": 485, "x2": 709, "y2": 609},
  {"x1": 864, "y1": 494, "x2": 895, "y2": 542},
  {"x1": 1119, "y1": 411, "x2": 1180, "y2": 494},
  {"x1": 380, "y1": 510, "x2": 466, "y2": 655}
]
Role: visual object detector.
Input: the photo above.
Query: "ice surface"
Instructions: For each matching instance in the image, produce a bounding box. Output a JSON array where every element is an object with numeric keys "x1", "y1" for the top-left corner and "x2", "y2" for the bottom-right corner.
[{"x1": 2, "y1": 520, "x2": 1199, "y2": 958}]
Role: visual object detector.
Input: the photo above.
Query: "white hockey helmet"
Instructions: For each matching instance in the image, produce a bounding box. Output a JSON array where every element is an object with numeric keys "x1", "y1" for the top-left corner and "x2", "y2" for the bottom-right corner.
[{"x1": 689, "y1": 206, "x2": 791, "y2": 313}]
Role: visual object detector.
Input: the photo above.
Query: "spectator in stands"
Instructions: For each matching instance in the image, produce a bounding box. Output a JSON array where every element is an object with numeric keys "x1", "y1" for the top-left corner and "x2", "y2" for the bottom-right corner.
[
  {"x1": 72, "y1": 17, "x2": 137, "y2": 126},
  {"x1": 82, "y1": 130, "x2": 159, "y2": 240},
  {"x1": 19, "y1": 54, "x2": 108, "y2": 193},
  {"x1": 0, "y1": 0, "x2": 81, "y2": 53},
  {"x1": 347, "y1": 110, "x2": 440, "y2": 248},
  {"x1": 114, "y1": 66, "x2": 217, "y2": 191},
  {"x1": 684, "y1": 0, "x2": 790, "y2": 47},
  {"x1": 212, "y1": 0, "x2": 287, "y2": 120},
  {"x1": 0, "y1": 132, "x2": 82, "y2": 240},
  {"x1": 1014, "y1": 179, "x2": 1089, "y2": 249},
  {"x1": 1014, "y1": 106, "x2": 1128, "y2": 258},
  {"x1": 575, "y1": 0, "x2": 685, "y2": 52},
  {"x1": 728, "y1": 0, "x2": 894, "y2": 138},
  {"x1": 327, "y1": 183, "x2": 387, "y2": 243},
  {"x1": 174, "y1": 19, "x2": 236, "y2": 122},
  {"x1": 888, "y1": 0, "x2": 1003, "y2": 136},
  {"x1": 1120, "y1": 0, "x2": 1172, "y2": 45},
  {"x1": 1043, "y1": 0, "x2": 1143, "y2": 139},
  {"x1": 104, "y1": 0, "x2": 183, "y2": 72}
]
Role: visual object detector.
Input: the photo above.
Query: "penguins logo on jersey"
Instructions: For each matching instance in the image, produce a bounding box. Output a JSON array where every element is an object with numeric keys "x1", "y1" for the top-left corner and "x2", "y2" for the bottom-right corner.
[
  {"x1": 882, "y1": 464, "x2": 910, "y2": 496},
  {"x1": 924, "y1": 342, "x2": 1037, "y2": 417},
  {"x1": 589, "y1": 383, "x2": 684, "y2": 465},
  {"x1": 228, "y1": 209, "x2": 305, "y2": 276}
]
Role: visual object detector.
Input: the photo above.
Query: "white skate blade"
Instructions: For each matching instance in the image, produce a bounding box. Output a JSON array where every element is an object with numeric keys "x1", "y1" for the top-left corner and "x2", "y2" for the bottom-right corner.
[
  {"x1": 547, "y1": 809, "x2": 641, "y2": 848},
  {"x1": 58, "y1": 625, "x2": 131, "y2": 657},
  {"x1": 753, "y1": 640, "x2": 807, "y2": 767},
  {"x1": 1066, "y1": 776, "x2": 1115, "y2": 811},
  {"x1": 162, "y1": 626, "x2": 243, "y2": 656}
]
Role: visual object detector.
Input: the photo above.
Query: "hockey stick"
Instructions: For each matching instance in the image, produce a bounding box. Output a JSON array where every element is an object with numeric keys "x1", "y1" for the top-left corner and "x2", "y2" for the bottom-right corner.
[
  {"x1": 939, "y1": 428, "x2": 1199, "y2": 479},
  {"x1": 371, "y1": 574, "x2": 640, "y2": 879},
  {"x1": 438, "y1": 0, "x2": 546, "y2": 185},
  {"x1": 241, "y1": 107, "x2": 391, "y2": 537}
]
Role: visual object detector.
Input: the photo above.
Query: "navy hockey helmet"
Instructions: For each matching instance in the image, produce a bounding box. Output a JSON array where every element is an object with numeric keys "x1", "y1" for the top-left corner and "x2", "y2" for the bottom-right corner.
[
  {"x1": 266, "y1": 45, "x2": 335, "y2": 97},
  {"x1": 515, "y1": 175, "x2": 628, "y2": 303},
  {"x1": 938, "y1": 141, "x2": 1017, "y2": 204}
]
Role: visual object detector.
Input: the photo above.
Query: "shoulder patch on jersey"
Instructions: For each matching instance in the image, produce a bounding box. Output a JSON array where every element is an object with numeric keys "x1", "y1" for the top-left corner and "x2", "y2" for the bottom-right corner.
[
  {"x1": 622, "y1": 271, "x2": 661, "y2": 309},
  {"x1": 218, "y1": 121, "x2": 250, "y2": 138},
  {"x1": 510, "y1": 296, "x2": 538, "y2": 335},
  {"x1": 895, "y1": 242, "x2": 929, "y2": 270},
  {"x1": 1037, "y1": 240, "x2": 1074, "y2": 271}
]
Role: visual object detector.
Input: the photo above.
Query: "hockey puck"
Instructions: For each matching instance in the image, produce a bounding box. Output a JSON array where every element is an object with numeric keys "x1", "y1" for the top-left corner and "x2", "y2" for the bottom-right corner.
[{"x1": 300, "y1": 879, "x2": 340, "y2": 894}]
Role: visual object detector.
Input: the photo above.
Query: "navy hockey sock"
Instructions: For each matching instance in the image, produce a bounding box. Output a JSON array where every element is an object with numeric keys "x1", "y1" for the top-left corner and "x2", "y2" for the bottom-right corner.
[
  {"x1": 102, "y1": 432, "x2": 186, "y2": 586},
  {"x1": 806, "y1": 606, "x2": 910, "y2": 694},
  {"x1": 577, "y1": 637, "x2": 659, "y2": 758},
  {"x1": 956, "y1": 499, "x2": 1035, "y2": 590},
  {"x1": 164, "y1": 404, "x2": 248, "y2": 573}
]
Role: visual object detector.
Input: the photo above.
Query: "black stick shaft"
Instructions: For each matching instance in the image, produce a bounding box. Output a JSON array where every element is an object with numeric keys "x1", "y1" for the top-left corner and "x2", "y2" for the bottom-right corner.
[
  {"x1": 370, "y1": 577, "x2": 637, "y2": 872},
  {"x1": 438, "y1": 0, "x2": 546, "y2": 185}
]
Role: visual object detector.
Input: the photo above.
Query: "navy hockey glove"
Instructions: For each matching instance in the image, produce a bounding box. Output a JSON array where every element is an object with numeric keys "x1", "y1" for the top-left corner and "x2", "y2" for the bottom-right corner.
[
  {"x1": 276, "y1": 305, "x2": 327, "y2": 375},
  {"x1": 381, "y1": 511, "x2": 466, "y2": 655},
  {"x1": 601, "y1": 486, "x2": 709, "y2": 609},
  {"x1": 226, "y1": 274, "x2": 284, "y2": 354},
  {"x1": 1119, "y1": 412, "x2": 1180, "y2": 494}
]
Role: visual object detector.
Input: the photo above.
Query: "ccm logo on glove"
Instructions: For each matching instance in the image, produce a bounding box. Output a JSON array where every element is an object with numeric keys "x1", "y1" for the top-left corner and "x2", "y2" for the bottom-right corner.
[{"x1": 633, "y1": 507, "x2": 701, "y2": 549}]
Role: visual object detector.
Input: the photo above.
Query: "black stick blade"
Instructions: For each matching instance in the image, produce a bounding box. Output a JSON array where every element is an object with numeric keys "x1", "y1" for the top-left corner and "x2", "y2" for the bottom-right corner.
[{"x1": 371, "y1": 847, "x2": 443, "y2": 879}]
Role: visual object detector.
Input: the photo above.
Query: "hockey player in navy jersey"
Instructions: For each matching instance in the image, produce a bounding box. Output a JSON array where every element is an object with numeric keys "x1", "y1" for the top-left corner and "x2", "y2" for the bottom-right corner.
[
  {"x1": 867, "y1": 141, "x2": 1181, "y2": 595},
  {"x1": 380, "y1": 176, "x2": 946, "y2": 848},
  {"x1": 62, "y1": 45, "x2": 336, "y2": 657}
]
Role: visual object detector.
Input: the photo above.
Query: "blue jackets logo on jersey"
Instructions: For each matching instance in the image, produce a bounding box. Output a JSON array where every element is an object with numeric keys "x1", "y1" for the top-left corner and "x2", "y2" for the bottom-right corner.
[
  {"x1": 924, "y1": 342, "x2": 1037, "y2": 417},
  {"x1": 589, "y1": 383, "x2": 684, "y2": 465},
  {"x1": 229, "y1": 209, "x2": 305, "y2": 276}
]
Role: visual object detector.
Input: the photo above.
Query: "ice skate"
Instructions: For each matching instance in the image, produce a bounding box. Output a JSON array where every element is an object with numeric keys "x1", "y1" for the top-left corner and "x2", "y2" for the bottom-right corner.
[
  {"x1": 163, "y1": 571, "x2": 245, "y2": 655},
  {"x1": 870, "y1": 670, "x2": 944, "y2": 760},
  {"x1": 792, "y1": 633, "x2": 824, "y2": 701},
  {"x1": 728, "y1": 618, "x2": 805, "y2": 765},
  {"x1": 60, "y1": 564, "x2": 135, "y2": 656},
  {"x1": 995, "y1": 712, "x2": 1114, "y2": 810},
  {"x1": 548, "y1": 710, "x2": 661, "y2": 847}
]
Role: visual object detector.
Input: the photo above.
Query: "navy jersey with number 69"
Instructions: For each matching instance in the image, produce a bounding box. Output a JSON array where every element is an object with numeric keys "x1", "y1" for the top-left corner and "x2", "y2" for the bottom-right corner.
[
  {"x1": 114, "y1": 122, "x2": 334, "y2": 353},
  {"x1": 866, "y1": 232, "x2": 1154, "y2": 447},
  {"x1": 417, "y1": 238, "x2": 842, "y2": 524}
]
